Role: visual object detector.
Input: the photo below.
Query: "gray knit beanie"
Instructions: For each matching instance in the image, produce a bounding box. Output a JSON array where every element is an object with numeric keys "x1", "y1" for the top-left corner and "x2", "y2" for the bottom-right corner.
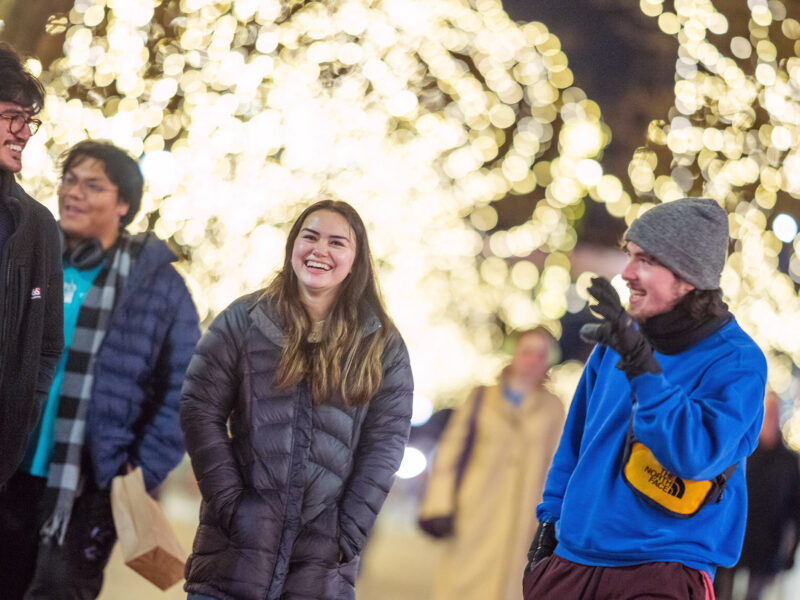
[{"x1": 624, "y1": 197, "x2": 729, "y2": 290}]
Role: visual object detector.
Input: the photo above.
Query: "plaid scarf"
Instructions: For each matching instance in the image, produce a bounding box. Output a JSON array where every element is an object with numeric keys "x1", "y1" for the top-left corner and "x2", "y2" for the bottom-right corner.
[{"x1": 40, "y1": 231, "x2": 144, "y2": 544}]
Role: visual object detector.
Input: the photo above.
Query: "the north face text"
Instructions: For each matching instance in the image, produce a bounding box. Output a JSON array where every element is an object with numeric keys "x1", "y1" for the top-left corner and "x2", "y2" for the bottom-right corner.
[{"x1": 643, "y1": 465, "x2": 686, "y2": 498}]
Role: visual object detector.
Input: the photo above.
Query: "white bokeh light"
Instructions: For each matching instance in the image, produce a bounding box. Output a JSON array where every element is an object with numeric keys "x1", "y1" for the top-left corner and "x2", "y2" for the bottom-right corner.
[
  {"x1": 410, "y1": 394, "x2": 434, "y2": 426},
  {"x1": 772, "y1": 213, "x2": 798, "y2": 244},
  {"x1": 396, "y1": 446, "x2": 427, "y2": 479}
]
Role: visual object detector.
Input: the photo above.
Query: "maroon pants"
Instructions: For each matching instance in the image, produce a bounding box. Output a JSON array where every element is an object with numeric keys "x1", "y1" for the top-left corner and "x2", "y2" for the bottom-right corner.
[{"x1": 523, "y1": 554, "x2": 711, "y2": 600}]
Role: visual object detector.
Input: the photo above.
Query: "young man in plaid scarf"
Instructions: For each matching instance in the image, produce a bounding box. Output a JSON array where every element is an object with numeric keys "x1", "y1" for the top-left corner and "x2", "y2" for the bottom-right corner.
[{"x1": 0, "y1": 140, "x2": 201, "y2": 599}]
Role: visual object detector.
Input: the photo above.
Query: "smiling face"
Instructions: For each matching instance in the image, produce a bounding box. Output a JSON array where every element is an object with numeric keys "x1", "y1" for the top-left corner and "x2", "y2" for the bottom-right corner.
[
  {"x1": 0, "y1": 101, "x2": 33, "y2": 173},
  {"x1": 58, "y1": 157, "x2": 130, "y2": 249},
  {"x1": 621, "y1": 241, "x2": 694, "y2": 322},
  {"x1": 291, "y1": 209, "x2": 357, "y2": 303}
]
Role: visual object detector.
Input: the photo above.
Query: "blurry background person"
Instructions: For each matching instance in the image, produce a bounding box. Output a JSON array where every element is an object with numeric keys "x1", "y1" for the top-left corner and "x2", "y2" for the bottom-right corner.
[
  {"x1": 179, "y1": 200, "x2": 414, "y2": 600},
  {"x1": 714, "y1": 391, "x2": 800, "y2": 600},
  {"x1": 0, "y1": 140, "x2": 200, "y2": 600},
  {"x1": 0, "y1": 42, "x2": 63, "y2": 486},
  {"x1": 417, "y1": 327, "x2": 565, "y2": 600}
]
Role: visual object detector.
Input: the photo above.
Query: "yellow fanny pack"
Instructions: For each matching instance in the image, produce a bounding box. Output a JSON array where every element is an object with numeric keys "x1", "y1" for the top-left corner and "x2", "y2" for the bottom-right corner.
[{"x1": 621, "y1": 420, "x2": 736, "y2": 518}]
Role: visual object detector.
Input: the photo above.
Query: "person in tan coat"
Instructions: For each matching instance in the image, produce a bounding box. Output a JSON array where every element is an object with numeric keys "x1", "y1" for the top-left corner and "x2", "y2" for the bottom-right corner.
[{"x1": 418, "y1": 327, "x2": 566, "y2": 600}]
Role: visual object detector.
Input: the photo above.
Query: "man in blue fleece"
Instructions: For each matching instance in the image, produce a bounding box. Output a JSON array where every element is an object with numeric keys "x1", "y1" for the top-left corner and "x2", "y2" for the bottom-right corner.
[{"x1": 522, "y1": 197, "x2": 767, "y2": 599}]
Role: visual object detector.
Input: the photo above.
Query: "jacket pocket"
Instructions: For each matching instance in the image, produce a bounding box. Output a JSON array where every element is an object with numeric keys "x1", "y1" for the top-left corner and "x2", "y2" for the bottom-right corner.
[
  {"x1": 227, "y1": 487, "x2": 267, "y2": 548},
  {"x1": 192, "y1": 501, "x2": 230, "y2": 555},
  {"x1": 336, "y1": 554, "x2": 359, "y2": 599},
  {"x1": 282, "y1": 557, "x2": 357, "y2": 600}
]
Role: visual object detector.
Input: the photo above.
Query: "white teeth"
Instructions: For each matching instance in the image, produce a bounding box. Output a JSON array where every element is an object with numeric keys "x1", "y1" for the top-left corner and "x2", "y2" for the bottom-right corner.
[
  {"x1": 8, "y1": 145, "x2": 22, "y2": 152},
  {"x1": 306, "y1": 260, "x2": 331, "y2": 271}
]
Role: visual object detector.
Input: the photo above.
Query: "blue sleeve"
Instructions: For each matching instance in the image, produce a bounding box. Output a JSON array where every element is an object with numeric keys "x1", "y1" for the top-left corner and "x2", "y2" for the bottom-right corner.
[
  {"x1": 537, "y1": 348, "x2": 597, "y2": 523},
  {"x1": 630, "y1": 348, "x2": 766, "y2": 481},
  {"x1": 132, "y1": 272, "x2": 201, "y2": 490}
]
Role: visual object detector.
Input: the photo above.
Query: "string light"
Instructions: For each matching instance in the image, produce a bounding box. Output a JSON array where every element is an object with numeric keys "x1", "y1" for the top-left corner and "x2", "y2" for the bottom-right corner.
[
  {"x1": 21, "y1": 0, "x2": 621, "y2": 406},
  {"x1": 773, "y1": 213, "x2": 798, "y2": 243}
]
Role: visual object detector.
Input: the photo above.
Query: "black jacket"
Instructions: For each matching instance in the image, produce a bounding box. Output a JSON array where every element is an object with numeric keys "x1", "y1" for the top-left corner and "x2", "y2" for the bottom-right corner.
[
  {"x1": 739, "y1": 441, "x2": 800, "y2": 574},
  {"x1": 180, "y1": 291, "x2": 413, "y2": 600},
  {"x1": 0, "y1": 170, "x2": 63, "y2": 485}
]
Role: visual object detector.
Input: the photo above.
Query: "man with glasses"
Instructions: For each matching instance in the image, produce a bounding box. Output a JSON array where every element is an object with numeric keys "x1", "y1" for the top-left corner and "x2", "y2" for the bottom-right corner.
[
  {"x1": 0, "y1": 43, "x2": 63, "y2": 487},
  {"x1": 0, "y1": 140, "x2": 200, "y2": 599}
]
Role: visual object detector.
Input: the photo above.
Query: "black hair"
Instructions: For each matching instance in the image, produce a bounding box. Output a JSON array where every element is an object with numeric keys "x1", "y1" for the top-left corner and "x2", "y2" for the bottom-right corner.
[
  {"x1": 0, "y1": 43, "x2": 45, "y2": 114},
  {"x1": 61, "y1": 141, "x2": 143, "y2": 227}
]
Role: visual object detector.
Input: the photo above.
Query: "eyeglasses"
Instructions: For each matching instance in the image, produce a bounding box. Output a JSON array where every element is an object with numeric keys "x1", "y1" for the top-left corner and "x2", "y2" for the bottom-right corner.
[
  {"x1": 0, "y1": 113, "x2": 42, "y2": 136},
  {"x1": 59, "y1": 173, "x2": 117, "y2": 196}
]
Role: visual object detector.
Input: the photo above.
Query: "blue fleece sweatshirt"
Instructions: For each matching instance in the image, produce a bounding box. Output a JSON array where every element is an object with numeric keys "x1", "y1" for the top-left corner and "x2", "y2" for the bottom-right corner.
[{"x1": 537, "y1": 317, "x2": 766, "y2": 578}]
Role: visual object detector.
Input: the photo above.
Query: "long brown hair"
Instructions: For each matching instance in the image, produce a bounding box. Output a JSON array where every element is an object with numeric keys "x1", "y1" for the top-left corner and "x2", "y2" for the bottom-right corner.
[{"x1": 265, "y1": 200, "x2": 395, "y2": 406}]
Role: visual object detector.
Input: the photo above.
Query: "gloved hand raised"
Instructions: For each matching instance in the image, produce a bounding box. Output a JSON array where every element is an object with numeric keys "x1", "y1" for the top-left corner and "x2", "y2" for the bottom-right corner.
[
  {"x1": 579, "y1": 276, "x2": 661, "y2": 380},
  {"x1": 524, "y1": 520, "x2": 557, "y2": 576}
]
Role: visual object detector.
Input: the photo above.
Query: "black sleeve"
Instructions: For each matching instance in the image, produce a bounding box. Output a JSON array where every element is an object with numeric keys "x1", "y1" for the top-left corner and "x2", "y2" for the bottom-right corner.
[
  {"x1": 33, "y1": 214, "x2": 63, "y2": 424},
  {"x1": 180, "y1": 301, "x2": 248, "y2": 528}
]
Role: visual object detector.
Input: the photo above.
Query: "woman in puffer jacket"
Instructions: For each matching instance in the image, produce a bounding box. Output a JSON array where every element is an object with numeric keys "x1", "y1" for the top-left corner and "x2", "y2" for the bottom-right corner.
[{"x1": 180, "y1": 200, "x2": 414, "y2": 600}]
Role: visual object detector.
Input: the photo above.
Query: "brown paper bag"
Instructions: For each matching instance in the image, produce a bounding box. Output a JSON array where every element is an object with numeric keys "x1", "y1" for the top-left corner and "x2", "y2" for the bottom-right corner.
[{"x1": 110, "y1": 467, "x2": 187, "y2": 590}]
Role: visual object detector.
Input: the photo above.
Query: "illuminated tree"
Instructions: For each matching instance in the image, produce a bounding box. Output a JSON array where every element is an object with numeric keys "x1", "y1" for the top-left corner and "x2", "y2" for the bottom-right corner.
[
  {"x1": 17, "y1": 0, "x2": 625, "y2": 404},
  {"x1": 629, "y1": 0, "x2": 800, "y2": 440}
]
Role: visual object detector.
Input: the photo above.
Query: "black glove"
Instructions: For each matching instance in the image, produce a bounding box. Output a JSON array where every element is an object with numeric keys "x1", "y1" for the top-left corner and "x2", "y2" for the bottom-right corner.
[
  {"x1": 525, "y1": 521, "x2": 557, "y2": 575},
  {"x1": 418, "y1": 515, "x2": 454, "y2": 539},
  {"x1": 579, "y1": 276, "x2": 661, "y2": 380}
]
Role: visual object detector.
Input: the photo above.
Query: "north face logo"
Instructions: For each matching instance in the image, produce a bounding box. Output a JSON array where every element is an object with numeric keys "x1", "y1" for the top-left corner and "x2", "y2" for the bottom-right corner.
[
  {"x1": 644, "y1": 464, "x2": 686, "y2": 499},
  {"x1": 668, "y1": 477, "x2": 686, "y2": 499},
  {"x1": 31, "y1": 287, "x2": 41, "y2": 299}
]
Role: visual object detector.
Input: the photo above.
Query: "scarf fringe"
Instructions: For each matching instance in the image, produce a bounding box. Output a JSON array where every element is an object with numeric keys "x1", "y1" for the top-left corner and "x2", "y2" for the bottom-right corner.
[{"x1": 40, "y1": 505, "x2": 72, "y2": 545}]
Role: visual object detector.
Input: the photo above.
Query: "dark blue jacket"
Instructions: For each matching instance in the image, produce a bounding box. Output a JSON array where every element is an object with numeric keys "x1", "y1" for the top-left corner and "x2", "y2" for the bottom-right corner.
[{"x1": 85, "y1": 232, "x2": 200, "y2": 491}]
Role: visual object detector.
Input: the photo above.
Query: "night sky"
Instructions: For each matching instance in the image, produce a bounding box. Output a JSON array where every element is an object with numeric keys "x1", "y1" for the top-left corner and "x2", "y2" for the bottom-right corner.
[{"x1": 502, "y1": 0, "x2": 641, "y2": 103}]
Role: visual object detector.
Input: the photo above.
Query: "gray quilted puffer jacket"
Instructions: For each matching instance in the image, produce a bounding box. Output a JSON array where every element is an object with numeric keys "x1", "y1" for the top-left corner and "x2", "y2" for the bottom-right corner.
[{"x1": 180, "y1": 290, "x2": 413, "y2": 600}]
